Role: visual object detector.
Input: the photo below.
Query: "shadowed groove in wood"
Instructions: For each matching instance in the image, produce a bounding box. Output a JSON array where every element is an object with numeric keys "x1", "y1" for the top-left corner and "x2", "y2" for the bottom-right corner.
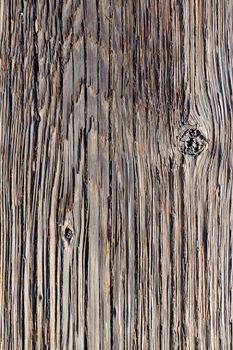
[{"x1": 0, "y1": 0, "x2": 232, "y2": 349}]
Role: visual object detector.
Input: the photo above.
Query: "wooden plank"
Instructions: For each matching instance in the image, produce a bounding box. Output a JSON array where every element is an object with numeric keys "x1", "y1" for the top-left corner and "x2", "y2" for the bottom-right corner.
[{"x1": 0, "y1": 0, "x2": 232, "y2": 349}]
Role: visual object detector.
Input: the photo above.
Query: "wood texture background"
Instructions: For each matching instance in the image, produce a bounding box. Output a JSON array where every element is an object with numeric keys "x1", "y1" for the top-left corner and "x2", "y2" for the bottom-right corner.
[{"x1": 0, "y1": 0, "x2": 232, "y2": 349}]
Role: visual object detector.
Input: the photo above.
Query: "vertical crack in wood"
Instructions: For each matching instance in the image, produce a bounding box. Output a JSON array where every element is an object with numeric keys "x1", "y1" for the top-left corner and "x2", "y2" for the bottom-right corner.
[
  {"x1": 169, "y1": 157, "x2": 175, "y2": 348},
  {"x1": 32, "y1": 0, "x2": 39, "y2": 348},
  {"x1": 132, "y1": 1, "x2": 139, "y2": 348},
  {"x1": 108, "y1": 1, "x2": 114, "y2": 348},
  {"x1": 179, "y1": 155, "x2": 187, "y2": 348},
  {"x1": 82, "y1": 1, "x2": 89, "y2": 348},
  {"x1": 58, "y1": 2, "x2": 63, "y2": 346}
]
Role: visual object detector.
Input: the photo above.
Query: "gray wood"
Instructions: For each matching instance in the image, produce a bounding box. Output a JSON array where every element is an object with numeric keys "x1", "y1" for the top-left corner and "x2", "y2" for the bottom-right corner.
[{"x1": 0, "y1": 0, "x2": 232, "y2": 349}]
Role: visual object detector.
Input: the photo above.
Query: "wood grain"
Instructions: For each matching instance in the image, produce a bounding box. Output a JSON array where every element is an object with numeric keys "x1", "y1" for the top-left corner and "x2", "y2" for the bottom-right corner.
[{"x1": 0, "y1": 0, "x2": 232, "y2": 349}]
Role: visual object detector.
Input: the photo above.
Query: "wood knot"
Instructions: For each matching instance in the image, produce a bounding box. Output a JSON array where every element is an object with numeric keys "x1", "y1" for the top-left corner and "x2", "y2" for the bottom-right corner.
[
  {"x1": 64, "y1": 226, "x2": 73, "y2": 242},
  {"x1": 177, "y1": 127, "x2": 207, "y2": 156}
]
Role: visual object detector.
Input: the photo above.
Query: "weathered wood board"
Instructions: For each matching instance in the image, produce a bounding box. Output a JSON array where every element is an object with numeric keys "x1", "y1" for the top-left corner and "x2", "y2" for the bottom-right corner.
[{"x1": 0, "y1": 0, "x2": 232, "y2": 349}]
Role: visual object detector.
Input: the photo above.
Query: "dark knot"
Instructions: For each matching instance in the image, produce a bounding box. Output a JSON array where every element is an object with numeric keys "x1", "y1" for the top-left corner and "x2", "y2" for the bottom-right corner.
[
  {"x1": 64, "y1": 227, "x2": 73, "y2": 242},
  {"x1": 177, "y1": 127, "x2": 207, "y2": 156}
]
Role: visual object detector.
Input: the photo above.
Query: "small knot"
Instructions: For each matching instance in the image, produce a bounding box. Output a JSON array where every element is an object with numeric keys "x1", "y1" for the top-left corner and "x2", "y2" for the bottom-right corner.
[
  {"x1": 64, "y1": 226, "x2": 73, "y2": 242},
  {"x1": 177, "y1": 127, "x2": 207, "y2": 156}
]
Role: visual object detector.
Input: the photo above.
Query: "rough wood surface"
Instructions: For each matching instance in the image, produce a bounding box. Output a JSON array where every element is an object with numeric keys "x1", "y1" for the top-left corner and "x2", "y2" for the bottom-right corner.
[{"x1": 0, "y1": 0, "x2": 232, "y2": 349}]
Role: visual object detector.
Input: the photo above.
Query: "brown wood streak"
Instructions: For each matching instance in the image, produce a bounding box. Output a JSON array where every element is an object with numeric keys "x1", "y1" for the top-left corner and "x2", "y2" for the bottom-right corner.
[{"x1": 0, "y1": 0, "x2": 232, "y2": 349}]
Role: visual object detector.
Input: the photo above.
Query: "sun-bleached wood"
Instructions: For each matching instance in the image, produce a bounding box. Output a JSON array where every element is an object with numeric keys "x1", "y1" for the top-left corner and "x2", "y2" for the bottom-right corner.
[{"x1": 0, "y1": 0, "x2": 232, "y2": 349}]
